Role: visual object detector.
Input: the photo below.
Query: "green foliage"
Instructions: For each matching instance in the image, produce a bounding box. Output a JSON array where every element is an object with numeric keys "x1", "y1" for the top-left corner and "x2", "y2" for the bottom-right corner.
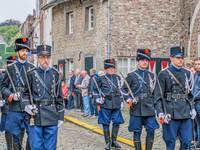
[
  {"x1": 6, "y1": 45, "x2": 15, "y2": 52},
  {"x1": 0, "y1": 25, "x2": 19, "y2": 44},
  {"x1": 0, "y1": 45, "x2": 16, "y2": 68}
]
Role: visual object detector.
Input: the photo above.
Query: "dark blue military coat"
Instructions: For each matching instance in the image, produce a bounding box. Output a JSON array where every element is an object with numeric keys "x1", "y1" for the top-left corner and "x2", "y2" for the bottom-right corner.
[
  {"x1": 154, "y1": 66, "x2": 193, "y2": 120},
  {"x1": 0, "y1": 72, "x2": 8, "y2": 115},
  {"x1": 23, "y1": 67, "x2": 64, "y2": 126},
  {"x1": 121, "y1": 69, "x2": 156, "y2": 117},
  {"x1": 94, "y1": 73, "x2": 121, "y2": 109},
  {"x1": 1, "y1": 61, "x2": 35, "y2": 112}
]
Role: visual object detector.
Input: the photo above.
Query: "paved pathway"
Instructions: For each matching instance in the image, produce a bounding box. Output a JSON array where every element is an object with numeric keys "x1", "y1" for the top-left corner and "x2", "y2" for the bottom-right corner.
[
  {"x1": 0, "y1": 103, "x2": 187, "y2": 149},
  {"x1": 65, "y1": 103, "x2": 181, "y2": 150}
]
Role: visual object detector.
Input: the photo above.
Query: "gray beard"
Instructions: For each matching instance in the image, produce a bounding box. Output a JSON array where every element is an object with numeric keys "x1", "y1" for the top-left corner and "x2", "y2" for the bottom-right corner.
[{"x1": 40, "y1": 66, "x2": 49, "y2": 71}]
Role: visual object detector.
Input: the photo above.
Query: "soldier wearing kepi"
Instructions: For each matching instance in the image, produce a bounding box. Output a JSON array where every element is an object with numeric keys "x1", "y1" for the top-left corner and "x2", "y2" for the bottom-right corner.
[
  {"x1": 121, "y1": 49, "x2": 159, "y2": 150},
  {"x1": 23, "y1": 45, "x2": 64, "y2": 150},
  {"x1": 154, "y1": 46, "x2": 196, "y2": 150},
  {"x1": 93, "y1": 59, "x2": 124, "y2": 150},
  {"x1": 1, "y1": 38, "x2": 35, "y2": 150},
  {"x1": 0, "y1": 56, "x2": 17, "y2": 150}
]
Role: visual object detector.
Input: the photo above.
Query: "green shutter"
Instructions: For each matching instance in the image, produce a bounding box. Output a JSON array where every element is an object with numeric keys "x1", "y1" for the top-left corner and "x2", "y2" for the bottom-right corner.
[{"x1": 85, "y1": 57, "x2": 93, "y2": 74}]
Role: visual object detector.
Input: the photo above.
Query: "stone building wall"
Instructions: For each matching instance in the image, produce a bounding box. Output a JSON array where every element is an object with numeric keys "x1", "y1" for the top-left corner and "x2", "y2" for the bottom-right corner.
[
  {"x1": 110, "y1": 0, "x2": 181, "y2": 59},
  {"x1": 52, "y1": 0, "x2": 108, "y2": 72},
  {"x1": 180, "y1": 0, "x2": 200, "y2": 60},
  {"x1": 52, "y1": 0, "x2": 184, "y2": 77}
]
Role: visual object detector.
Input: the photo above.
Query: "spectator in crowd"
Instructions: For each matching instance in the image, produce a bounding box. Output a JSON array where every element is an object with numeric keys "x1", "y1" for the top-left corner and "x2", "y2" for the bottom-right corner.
[
  {"x1": 67, "y1": 70, "x2": 76, "y2": 110},
  {"x1": 185, "y1": 60, "x2": 194, "y2": 69},
  {"x1": 191, "y1": 65, "x2": 196, "y2": 75},
  {"x1": 76, "y1": 70, "x2": 90, "y2": 117},
  {"x1": 88, "y1": 68, "x2": 98, "y2": 119},
  {"x1": 62, "y1": 81, "x2": 69, "y2": 108},
  {"x1": 74, "y1": 69, "x2": 83, "y2": 112},
  {"x1": 98, "y1": 71, "x2": 104, "y2": 76},
  {"x1": 192, "y1": 57, "x2": 200, "y2": 148}
]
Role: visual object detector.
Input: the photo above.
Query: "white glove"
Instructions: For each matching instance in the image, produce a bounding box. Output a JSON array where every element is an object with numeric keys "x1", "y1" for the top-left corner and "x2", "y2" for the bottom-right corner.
[
  {"x1": 190, "y1": 108, "x2": 197, "y2": 120},
  {"x1": 120, "y1": 102, "x2": 124, "y2": 110},
  {"x1": 158, "y1": 113, "x2": 169, "y2": 124},
  {"x1": 10, "y1": 92, "x2": 21, "y2": 101},
  {"x1": 25, "y1": 105, "x2": 37, "y2": 116},
  {"x1": 127, "y1": 98, "x2": 137, "y2": 104},
  {"x1": 58, "y1": 120, "x2": 63, "y2": 129},
  {"x1": 96, "y1": 98, "x2": 104, "y2": 104},
  {"x1": 0, "y1": 100, "x2": 5, "y2": 107}
]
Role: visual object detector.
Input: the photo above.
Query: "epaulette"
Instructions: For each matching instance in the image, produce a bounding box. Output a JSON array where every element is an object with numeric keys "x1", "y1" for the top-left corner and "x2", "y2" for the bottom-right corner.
[
  {"x1": 7, "y1": 61, "x2": 17, "y2": 67},
  {"x1": 147, "y1": 70, "x2": 156, "y2": 76},
  {"x1": 182, "y1": 67, "x2": 191, "y2": 72},
  {"x1": 161, "y1": 66, "x2": 169, "y2": 71},
  {"x1": 52, "y1": 67, "x2": 59, "y2": 74},
  {"x1": 27, "y1": 67, "x2": 36, "y2": 73},
  {"x1": 129, "y1": 69, "x2": 136, "y2": 73},
  {"x1": 27, "y1": 61, "x2": 36, "y2": 67}
]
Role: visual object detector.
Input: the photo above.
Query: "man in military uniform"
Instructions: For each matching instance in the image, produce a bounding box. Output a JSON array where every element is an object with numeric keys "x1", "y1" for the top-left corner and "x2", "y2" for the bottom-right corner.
[
  {"x1": 154, "y1": 46, "x2": 196, "y2": 150},
  {"x1": 0, "y1": 56, "x2": 17, "y2": 150},
  {"x1": 1, "y1": 38, "x2": 35, "y2": 150},
  {"x1": 23, "y1": 45, "x2": 64, "y2": 150},
  {"x1": 121, "y1": 49, "x2": 159, "y2": 150},
  {"x1": 93, "y1": 59, "x2": 124, "y2": 150}
]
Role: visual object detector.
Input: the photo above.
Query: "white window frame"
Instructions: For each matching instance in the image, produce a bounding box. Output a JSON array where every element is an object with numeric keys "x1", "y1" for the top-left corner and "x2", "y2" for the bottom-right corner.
[
  {"x1": 89, "y1": 7, "x2": 93, "y2": 30},
  {"x1": 69, "y1": 59, "x2": 73, "y2": 70},
  {"x1": 117, "y1": 57, "x2": 137, "y2": 77},
  {"x1": 69, "y1": 12, "x2": 73, "y2": 34}
]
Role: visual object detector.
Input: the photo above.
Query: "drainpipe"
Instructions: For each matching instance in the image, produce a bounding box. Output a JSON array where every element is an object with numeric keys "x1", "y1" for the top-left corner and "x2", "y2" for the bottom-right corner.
[{"x1": 107, "y1": 0, "x2": 110, "y2": 59}]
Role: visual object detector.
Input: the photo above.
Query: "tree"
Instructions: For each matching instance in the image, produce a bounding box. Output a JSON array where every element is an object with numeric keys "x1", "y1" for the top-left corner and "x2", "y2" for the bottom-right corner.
[{"x1": 0, "y1": 25, "x2": 19, "y2": 44}]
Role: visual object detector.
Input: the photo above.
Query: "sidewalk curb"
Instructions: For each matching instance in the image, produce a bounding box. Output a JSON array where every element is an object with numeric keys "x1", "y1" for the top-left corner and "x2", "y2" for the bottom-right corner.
[{"x1": 64, "y1": 116, "x2": 149, "y2": 150}]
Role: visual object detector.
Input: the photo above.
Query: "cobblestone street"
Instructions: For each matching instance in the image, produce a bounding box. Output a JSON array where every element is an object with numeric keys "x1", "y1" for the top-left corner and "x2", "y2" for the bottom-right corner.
[
  {"x1": 0, "y1": 103, "x2": 184, "y2": 150},
  {"x1": 63, "y1": 103, "x2": 181, "y2": 150}
]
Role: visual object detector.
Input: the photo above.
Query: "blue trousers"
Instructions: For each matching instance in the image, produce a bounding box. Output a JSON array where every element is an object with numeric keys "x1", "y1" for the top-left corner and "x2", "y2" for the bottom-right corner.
[
  {"x1": 67, "y1": 92, "x2": 74, "y2": 109},
  {"x1": 0, "y1": 113, "x2": 7, "y2": 132},
  {"x1": 162, "y1": 119, "x2": 192, "y2": 149},
  {"x1": 83, "y1": 96, "x2": 90, "y2": 115},
  {"x1": 5, "y1": 111, "x2": 29, "y2": 143},
  {"x1": 195, "y1": 101, "x2": 200, "y2": 144},
  {"x1": 89, "y1": 98, "x2": 98, "y2": 116},
  {"x1": 98, "y1": 108, "x2": 124, "y2": 126},
  {"x1": 29, "y1": 125, "x2": 58, "y2": 150},
  {"x1": 128, "y1": 116, "x2": 159, "y2": 139}
]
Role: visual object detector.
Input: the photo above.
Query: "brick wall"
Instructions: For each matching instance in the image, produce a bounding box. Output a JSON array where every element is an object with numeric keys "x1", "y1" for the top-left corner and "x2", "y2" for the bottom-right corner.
[
  {"x1": 52, "y1": 0, "x2": 108, "y2": 72},
  {"x1": 110, "y1": 0, "x2": 181, "y2": 59},
  {"x1": 52, "y1": 0, "x2": 183, "y2": 76},
  {"x1": 180, "y1": 0, "x2": 199, "y2": 60}
]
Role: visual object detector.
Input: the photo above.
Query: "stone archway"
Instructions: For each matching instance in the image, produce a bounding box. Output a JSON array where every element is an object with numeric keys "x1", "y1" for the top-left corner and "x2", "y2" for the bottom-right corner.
[{"x1": 187, "y1": 1, "x2": 200, "y2": 57}]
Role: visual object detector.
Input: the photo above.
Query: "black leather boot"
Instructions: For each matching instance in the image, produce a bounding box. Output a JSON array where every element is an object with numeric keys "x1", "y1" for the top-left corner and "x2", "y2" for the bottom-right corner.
[
  {"x1": 145, "y1": 136, "x2": 154, "y2": 150},
  {"x1": 26, "y1": 140, "x2": 31, "y2": 150},
  {"x1": 13, "y1": 143, "x2": 21, "y2": 150},
  {"x1": 20, "y1": 130, "x2": 25, "y2": 150},
  {"x1": 111, "y1": 128, "x2": 121, "y2": 149},
  {"x1": 134, "y1": 138, "x2": 142, "y2": 150},
  {"x1": 5, "y1": 131, "x2": 13, "y2": 150},
  {"x1": 179, "y1": 148, "x2": 188, "y2": 150},
  {"x1": 103, "y1": 130, "x2": 110, "y2": 150}
]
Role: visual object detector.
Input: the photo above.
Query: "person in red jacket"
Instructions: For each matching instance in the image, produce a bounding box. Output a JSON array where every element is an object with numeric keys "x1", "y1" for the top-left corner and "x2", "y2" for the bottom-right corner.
[{"x1": 62, "y1": 81, "x2": 69, "y2": 108}]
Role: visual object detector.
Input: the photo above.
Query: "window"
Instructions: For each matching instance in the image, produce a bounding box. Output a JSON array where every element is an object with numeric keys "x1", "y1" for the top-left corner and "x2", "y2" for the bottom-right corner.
[
  {"x1": 69, "y1": 13, "x2": 73, "y2": 34},
  {"x1": 89, "y1": 7, "x2": 93, "y2": 30},
  {"x1": 85, "y1": 6, "x2": 94, "y2": 31},
  {"x1": 69, "y1": 59, "x2": 73, "y2": 70},
  {"x1": 66, "y1": 12, "x2": 73, "y2": 34},
  {"x1": 117, "y1": 58, "x2": 137, "y2": 77}
]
